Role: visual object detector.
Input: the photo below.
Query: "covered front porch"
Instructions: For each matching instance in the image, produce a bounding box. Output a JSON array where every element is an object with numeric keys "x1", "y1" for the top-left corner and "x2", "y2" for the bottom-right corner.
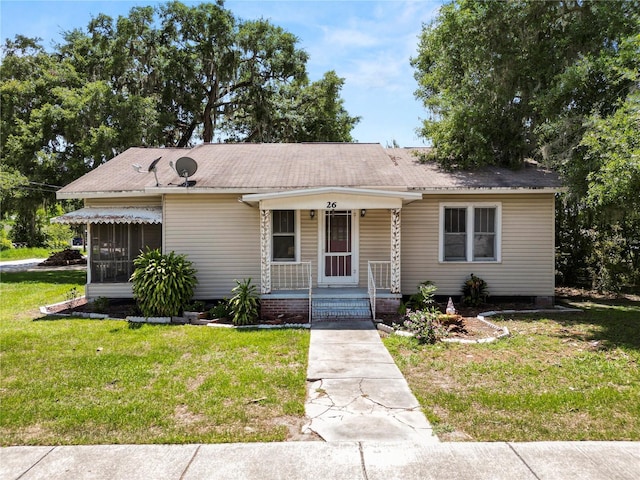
[{"x1": 242, "y1": 187, "x2": 422, "y2": 321}]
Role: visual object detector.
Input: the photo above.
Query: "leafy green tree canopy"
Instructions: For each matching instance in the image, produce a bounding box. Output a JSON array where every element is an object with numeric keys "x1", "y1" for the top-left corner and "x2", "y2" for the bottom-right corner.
[
  {"x1": 412, "y1": 0, "x2": 638, "y2": 171},
  {"x1": 1, "y1": 1, "x2": 359, "y2": 245}
]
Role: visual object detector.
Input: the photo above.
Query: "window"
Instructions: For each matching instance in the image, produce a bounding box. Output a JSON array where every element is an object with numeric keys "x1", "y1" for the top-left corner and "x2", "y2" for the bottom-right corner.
[
  {"x1": 440, "y1": 203, "x2": 500, "y2": 262},
  {"x1": 444, "y1": 207, "x2": 467, "y2": 261},
  {"x1": 272, "y1": 210, "x2": 297, "y2": 261},
  {"x1": 90, "y1": 223, "x2": 162, "y2": 283}
]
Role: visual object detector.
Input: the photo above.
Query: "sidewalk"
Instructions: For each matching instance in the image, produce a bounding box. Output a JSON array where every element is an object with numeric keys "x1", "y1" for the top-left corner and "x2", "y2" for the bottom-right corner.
[
  {"x1": 303, "y1": 319, "x2": 437, "y2": 442},
  {"x1": 2, "y1": 441, "x2": 639, "y2": 479}
]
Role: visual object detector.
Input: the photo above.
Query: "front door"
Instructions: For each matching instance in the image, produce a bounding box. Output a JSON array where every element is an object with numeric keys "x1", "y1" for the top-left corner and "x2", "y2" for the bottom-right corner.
[{"x1": 320, "y1": 210, "x2": 358, "y2": 285}]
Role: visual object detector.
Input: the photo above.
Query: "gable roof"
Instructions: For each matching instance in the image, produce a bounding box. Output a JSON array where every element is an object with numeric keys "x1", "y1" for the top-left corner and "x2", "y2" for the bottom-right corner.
[
  {"x1": 56, "y1": 143, "x2": 561, "y2": 199},
  {"x1": 388, "y1": 148, "x2": 562, "y2": 190}
]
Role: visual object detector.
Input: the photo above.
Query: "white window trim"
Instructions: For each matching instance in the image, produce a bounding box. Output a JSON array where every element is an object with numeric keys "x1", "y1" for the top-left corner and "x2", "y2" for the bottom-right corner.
[
  {"x1": 272, "y1": 210, "x2": 301, "y2": 262},
  {"x1": 439, "y1": 202, "x2": 502, "y2": 263}
]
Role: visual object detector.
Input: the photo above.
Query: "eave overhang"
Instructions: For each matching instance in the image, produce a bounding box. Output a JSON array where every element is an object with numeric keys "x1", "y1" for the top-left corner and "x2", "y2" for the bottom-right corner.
[{"x1": 241, "y1": 187, "x2": 423, "y2": 210}]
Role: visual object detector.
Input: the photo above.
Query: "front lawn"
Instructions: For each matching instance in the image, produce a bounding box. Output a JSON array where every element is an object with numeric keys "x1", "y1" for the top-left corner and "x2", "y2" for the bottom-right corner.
[
  {"x1": 0, "y1": 247, "x2": 53, "y2": 261},
  {"x1": 0, "y1": 270, "x2": 310, "y2": 445},
  {"x1": 384, "y1": 298, "x2": 640, "y2": 441}
]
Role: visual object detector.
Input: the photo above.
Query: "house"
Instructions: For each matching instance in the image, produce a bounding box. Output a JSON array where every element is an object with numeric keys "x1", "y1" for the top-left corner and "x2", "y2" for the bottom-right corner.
[{"x1": 54, "y1": 143, "x2": 561, "y2": 320}]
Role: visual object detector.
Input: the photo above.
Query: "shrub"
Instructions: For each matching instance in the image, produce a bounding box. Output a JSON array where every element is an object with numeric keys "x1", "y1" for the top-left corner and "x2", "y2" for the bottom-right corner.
[
  {"x1": 91, "y1": 296, "x2": 110, "y2": 314},
  {"x1": 44, "y1": 223, "x2": 73, "y2": 249},
  {"x1": 130, "y1": 248, "x2": 197, "y2": 317},
  {"x1": 0, "y1": 226, "x2": 13, "y2": 251},
  {"x1": 209, "y1": 300, "x2": 231, "y2": 319},
  {"x1": 402, "y1": 309, "x2": 446, "y2": 344},
  {"x1": 185, "y1": 300, "x2": 206, "y2": 312},
  {"x1": 403, "y1": 281, "x2": 438, "y2": 312},
  {"x1": 461, "y1": 273, "x2": 489, "y2": 307},
  {"x1": 229, "y1": 278, "x2": 259, "y2": 326}
]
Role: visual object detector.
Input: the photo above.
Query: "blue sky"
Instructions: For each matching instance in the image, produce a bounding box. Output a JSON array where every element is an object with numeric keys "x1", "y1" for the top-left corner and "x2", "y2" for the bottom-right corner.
[{"x1": 1, "y1": 0, "x2": 443, "y2": 147}]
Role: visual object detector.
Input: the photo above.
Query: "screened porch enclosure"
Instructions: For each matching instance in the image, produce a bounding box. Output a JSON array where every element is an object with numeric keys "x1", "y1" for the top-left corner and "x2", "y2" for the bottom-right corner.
[
  {"x1": 90, "y1": 223, "x2": 162, "y2": 283},
  {"x1": 51, "y1": 206, "x2": 164, "y2": 285}
]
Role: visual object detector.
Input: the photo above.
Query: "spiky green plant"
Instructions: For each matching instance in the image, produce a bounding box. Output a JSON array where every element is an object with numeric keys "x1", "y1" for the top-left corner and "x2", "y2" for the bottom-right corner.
[
  {"x1": 131, "y1": 248, "x2": 197, "y2": 317},
  {"x1": 229, "y1": 278, "x2": 259, "y2": 326}
]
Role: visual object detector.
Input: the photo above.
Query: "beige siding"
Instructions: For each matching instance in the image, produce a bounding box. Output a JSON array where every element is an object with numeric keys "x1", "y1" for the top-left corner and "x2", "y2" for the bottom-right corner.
[
  {"x1": 87, "y1": 283, "x2": 133, "y2": 299},
  {"x1": 300, "y1": 211, "x2": 319, "y2": 287},
  {"x1": 164, "y1": 194, "x2": 260, "y2": 299},
  {"x1": 402, "y1": 194, "x2": 555, "y2": 297},
  {"x1": 86, "y1": 197, "x2": 161, "y2": 207},
  {"x1": 358, "y1": 209, "x2": 391, "y2": 287}
]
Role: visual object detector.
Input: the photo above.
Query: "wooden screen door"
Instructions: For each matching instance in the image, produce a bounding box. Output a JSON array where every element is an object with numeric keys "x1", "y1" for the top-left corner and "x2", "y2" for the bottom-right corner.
[{"x1": 321, "y1": 210, "x2": 357, "y2": 284}]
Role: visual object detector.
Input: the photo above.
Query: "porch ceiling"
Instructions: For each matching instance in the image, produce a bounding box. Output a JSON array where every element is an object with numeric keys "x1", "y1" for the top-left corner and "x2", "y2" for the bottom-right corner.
[{"x1": 242, "y1": 187, "x2": 422, "y2": 210}]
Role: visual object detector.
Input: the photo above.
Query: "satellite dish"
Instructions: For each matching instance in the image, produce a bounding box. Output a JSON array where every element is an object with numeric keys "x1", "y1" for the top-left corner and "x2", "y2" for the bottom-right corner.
[
  {"x1": 174, "y1": 156, "x2": 198, "y2": 187},
  {"x1": 148, "y1": 156, "x2": 162, "y2": 186},
  {"x1": 148, "y1": 156, "x2": 162, "y2": 172}
]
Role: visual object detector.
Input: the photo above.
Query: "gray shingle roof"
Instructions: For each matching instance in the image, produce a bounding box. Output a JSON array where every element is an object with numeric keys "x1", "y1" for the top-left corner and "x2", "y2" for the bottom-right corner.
[{"x1": 57, "y1": 143, "x2": 561, "y2": 197}]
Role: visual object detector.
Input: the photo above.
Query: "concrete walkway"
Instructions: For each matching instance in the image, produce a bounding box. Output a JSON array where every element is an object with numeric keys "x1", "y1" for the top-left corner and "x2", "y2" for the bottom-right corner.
[
  {"x1": 303, "y1": 319, "x2": 438, "y2": 442},
  {"x1": 3, "y1": 441, "x2": 639, "y2": 480}
]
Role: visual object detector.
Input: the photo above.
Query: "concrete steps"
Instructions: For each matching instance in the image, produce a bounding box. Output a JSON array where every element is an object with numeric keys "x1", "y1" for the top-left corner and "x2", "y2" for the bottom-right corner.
[{"x1": 312, "y1": 298, "x2": 371, "y2": 320}]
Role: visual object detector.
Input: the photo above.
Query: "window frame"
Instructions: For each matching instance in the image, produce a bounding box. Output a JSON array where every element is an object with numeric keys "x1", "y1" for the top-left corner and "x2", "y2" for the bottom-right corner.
[
  {"x1": 439, "y1": 202, "x2": 502, "y2": 263},
  {"x1": 271, "y1": 210, "x2": 300, "y2": 262}
]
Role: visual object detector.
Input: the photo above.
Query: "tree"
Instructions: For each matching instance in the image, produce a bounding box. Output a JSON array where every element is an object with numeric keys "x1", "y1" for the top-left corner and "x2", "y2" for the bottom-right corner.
[
  {"x1": 413, "y1": 0, "x2": 640, "y2": 290},
  {"x1": 57, "y1": 1, "x2": 311, "y2": 146},
  {"x1": 1, "y1": 35, "x2": 156, "y2": 244},
  {"x1": 224, "y1": 70, "x2": 360, "y2": 142},
  {"x1": 1, "y1": 1, "x2": 359, "y2": 245},
  {"x1": 412, "y1": 0, "x2": 638, "y2": 169}
]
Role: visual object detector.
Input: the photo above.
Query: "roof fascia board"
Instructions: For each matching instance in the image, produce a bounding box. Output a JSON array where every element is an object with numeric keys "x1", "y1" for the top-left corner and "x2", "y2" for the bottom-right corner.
[{"x1": 412, "y1": 187, "x2": 562, "y2": 194}]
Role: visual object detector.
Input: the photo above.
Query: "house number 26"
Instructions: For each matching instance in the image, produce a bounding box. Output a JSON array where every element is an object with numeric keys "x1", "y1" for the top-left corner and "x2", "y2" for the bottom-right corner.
[{"x1": 326, "y1": 201, "x2": 337, "y2": 209}]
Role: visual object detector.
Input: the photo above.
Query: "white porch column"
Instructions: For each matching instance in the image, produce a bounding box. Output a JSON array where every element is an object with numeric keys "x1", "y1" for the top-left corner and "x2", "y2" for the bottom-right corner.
[
  {"x1": 260, "y1": 209, "x2": 272, "y2": 294},
  {"x1": 390, "y1": 208, "x2": 401, "y2": 294}
]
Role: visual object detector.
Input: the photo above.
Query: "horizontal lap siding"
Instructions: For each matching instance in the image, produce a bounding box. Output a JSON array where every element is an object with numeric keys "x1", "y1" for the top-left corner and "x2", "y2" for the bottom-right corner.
[
  {"x1": 402, "y1": 194, "x2": 555, "y2": 297},
  {"x1": 164, "y1": 194, "x2": 260, "y2": 299},
  {"x1": 87, "y1": 283, "x2": 133, "y2": 299},
  {"x1": 359, "y1": 209, "x2": 391, "y2": 287},
  {"x1": 300, "y1": 211, "x2": 319, "y2": 287}
]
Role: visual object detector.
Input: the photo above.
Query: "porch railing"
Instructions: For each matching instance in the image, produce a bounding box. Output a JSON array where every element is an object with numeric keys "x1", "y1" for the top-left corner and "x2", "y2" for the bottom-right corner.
[
  {"x1": 368, "y1": 261, "x2": 391, "y2": 320},
  {"x1": 271, "y1": 261, "x2": 313, "y2": 321}
]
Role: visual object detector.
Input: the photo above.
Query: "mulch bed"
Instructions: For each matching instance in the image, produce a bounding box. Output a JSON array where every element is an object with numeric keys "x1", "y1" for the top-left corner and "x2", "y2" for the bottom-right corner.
[
  {"x1": 52, "y1": 298, "x2": 138, "y2": 318},
  {"x1": 379, "y1": 313, "x2": 504, "y2": 341}
]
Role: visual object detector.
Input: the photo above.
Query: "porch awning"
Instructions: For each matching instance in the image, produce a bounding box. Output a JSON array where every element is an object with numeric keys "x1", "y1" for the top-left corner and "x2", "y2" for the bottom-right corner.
[
  {"x1": 51, "y1": 207, "x2": 162, "y2": 225},
  {"x1": 242, "y1": 187, "x2": 422, "y2": 210}
]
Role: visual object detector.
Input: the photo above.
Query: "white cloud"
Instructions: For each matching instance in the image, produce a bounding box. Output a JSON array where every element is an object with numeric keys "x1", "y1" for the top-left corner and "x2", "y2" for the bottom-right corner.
[{"x1": 321, "y1": 26, "x2": 380, "y2": 49}]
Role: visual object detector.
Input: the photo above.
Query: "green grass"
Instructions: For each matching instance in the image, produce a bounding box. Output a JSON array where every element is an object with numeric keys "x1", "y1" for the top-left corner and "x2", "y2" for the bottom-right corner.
[
  {"x1": 0, "y1": 247, "x2": 53, "y2": 261},
  {"x1": 384, "y1": 300, "x2": 640, "y2": 441},
  {"x1": 0, "y1": 270, "x2": 310, "y2": 445},
  {"x1": 0, "y1": 270, "x2": 86, "y2": 322}
]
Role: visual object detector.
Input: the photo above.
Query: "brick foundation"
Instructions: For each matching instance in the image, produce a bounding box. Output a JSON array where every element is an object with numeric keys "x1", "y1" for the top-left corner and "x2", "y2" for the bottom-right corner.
[
  {"x1": 375, "y1": 298, "x2": 401, "y2": 316},
  {"x1": 534, "y1": 296, "x2": 555, "y2": 308},
  {"x1": 261, "y1": 298, "x2": 310, "y2": 322}
]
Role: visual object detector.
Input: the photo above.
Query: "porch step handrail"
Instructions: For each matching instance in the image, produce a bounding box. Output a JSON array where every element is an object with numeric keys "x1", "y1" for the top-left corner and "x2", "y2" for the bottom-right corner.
[
  {"x1": 368, "y1": 261, "x2": 391, "y2": 320},
  {"x1": 271, "y1": 261, "x2": 312, "y2": 322}
]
